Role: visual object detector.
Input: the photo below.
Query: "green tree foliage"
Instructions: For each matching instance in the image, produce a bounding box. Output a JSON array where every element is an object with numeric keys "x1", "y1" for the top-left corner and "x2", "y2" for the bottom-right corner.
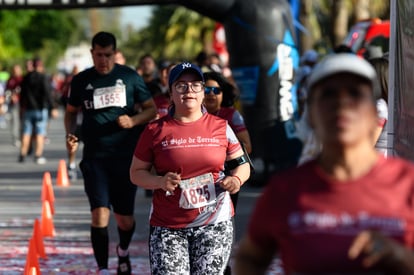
[
  {"x1": 0, "y1": 10, "x2": 35, "y2": 61},
  {"x1": 21, "y1": 10, "x2": 77, "y2": 67},
  {"x1": 121, "y1": 5, "x2": 215, "y2": 66},
  {"x1": 0, "y1": 10, "x2": 79, "y2": 69},
  {"x1": 164, "y1": 6, "x2": 215, "y2": 60},
  {"x1": 121, "y1": 1, "x2": 389, "y2": 66}
]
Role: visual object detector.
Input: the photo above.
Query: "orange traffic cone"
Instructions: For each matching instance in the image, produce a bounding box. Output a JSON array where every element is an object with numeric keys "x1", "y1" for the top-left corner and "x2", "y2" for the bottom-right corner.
[
  {"x1": 41, "y1": 200, "x2": 55, "y2": 237},
  {"x1": 33, "y1": 219, "x2": 47, "y2": 259},
  {"x1": 24, "y1": 237, "x2": 40, "y2": 275},
  {"x1": 56, "y1": 159, "x2": 70, "y2": 187},
  {"x1": 41, "y1": 172, "x2": 55, "y2": 215}
]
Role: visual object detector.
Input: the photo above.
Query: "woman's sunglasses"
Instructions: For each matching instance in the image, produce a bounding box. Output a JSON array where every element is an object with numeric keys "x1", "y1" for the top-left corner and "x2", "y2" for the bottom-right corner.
[{"x1": 204, "y1": 86, "x2": 222, "y2": 95}]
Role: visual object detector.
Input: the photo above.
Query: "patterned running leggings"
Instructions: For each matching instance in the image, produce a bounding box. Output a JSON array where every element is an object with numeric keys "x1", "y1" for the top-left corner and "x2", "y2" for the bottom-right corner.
[{"x1": 149, "y1": 219, "x2": 233, "y2": 275}]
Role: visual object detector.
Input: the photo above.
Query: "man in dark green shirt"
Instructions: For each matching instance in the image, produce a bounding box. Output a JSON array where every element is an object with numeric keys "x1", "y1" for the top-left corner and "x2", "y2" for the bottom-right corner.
[{"x1": 64, "y1": 31, "x2": 157, "y2": 275}]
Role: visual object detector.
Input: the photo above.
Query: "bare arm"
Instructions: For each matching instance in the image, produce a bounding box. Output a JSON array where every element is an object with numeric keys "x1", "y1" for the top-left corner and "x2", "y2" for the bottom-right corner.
[
  {"x1": 219, "y1": 148, "x2": 251, "y2": 194},
  {"x1": 64, "y1": 104, "x2": 80, "y2": 153},
  {"x1": 64, "y1": 104, "x2": 79, "y2": 134},
  {"x1": 234, "y1": 236, "x2": 277, "y2": 275},
  {"x1": 236, "y1": 129, "x2": 252, "y2": 154},
  {"x1": 129, "y1": 156, "x2": 181, "y2": 193}
]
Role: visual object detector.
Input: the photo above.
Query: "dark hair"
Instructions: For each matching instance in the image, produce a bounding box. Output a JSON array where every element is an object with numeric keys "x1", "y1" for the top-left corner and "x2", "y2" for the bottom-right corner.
[
  {"x1": 32, "y1": 57, "x2": 42, "y2": 68},
  {"x1": 195, "y1": 51, "x2": 208, "y2": 66},
  {"x1": 159, "y1": 59, "x2": 172, "y2": 70},
  {"x1": 333, "y1": 44, "x2": 354, "y2": 54},
  {"x1": 139, "y1": 53, "x2": 155, "y2": 64},
  {"x1": 92, "y1": 31, "x2": 116, "y2": 50},
  {"x1": 369, "y1": 56, "x2": 389, "y2": 103},
  {"x1": 203, "y1": 71, "x2": 237, "y2": 107}
]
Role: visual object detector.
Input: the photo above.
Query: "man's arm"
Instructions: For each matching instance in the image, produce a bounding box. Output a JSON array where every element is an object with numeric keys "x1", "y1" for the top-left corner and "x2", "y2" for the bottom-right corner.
[
  {"x1": 64, "y1": 104, "x2": 80, "y2": 153},
  {"x1": 117, "y1": 98, "x2": 157, "y2": 129},
  {"x1": 64, "y1": 104, "x2": 80, "y2": 134}
]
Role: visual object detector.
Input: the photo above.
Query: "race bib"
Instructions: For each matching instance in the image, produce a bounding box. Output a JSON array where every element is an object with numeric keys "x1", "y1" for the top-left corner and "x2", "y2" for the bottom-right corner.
[
  {"x1": 93, "y1": 80, "x2": 127, "y2": 109},
  {"x1": 179, "y1": 173, "x2": 216, "y2": 209}
]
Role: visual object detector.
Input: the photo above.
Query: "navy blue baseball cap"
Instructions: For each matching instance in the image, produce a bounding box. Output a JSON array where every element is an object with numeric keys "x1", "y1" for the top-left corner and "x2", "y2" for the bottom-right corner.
[{"x1": 168, "y1": 62, "x2": 204, "y2": 86}]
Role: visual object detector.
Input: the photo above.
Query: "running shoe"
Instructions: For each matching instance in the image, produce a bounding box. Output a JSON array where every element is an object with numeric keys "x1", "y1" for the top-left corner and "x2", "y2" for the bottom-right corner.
[
  {"x1": 18, "y1": 155, "x2": 25, "y2": 163},
  {"x1": 34, "y1": 156, "x2": 47, "y2": 165},
  {"x1": 68, "y1": 166, "x2": 77, "y2": 180},
  {"x1": 117, "y1": 245, "x2": 131, "y2": 275}
]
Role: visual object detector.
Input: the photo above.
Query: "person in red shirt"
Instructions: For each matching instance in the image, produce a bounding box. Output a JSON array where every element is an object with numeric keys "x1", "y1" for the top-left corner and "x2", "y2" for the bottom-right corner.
[
  {"x1": 203, "y1": 70, "x2": 253, "y2": 275},
  {"x1": 5, "y1": 64, "x2": 23, "y2": 147},
  {"x1": 130, "y1": 62, "x2": 250, "y2": 274},
  {"x1": 234, "y1": 53, "x2": 414, "y2": 274},
  {"x1": 203, "y1": 71, "x2": 252, "y2": 154}
]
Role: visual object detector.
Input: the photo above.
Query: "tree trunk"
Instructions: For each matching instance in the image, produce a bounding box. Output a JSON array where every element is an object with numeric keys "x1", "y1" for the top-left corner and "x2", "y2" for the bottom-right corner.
[
  {"x1": 299, "y1": 0, "x2": 314, "y2": 53},
  {"x1": 354, "y1": 0, "x2": 371, "y2": 23},
  {"x1": 331, "y1": 0, "x2": 349, "y2": 47}
]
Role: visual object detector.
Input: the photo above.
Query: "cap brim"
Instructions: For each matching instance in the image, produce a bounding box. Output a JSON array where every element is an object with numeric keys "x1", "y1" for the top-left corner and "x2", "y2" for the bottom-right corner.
[
  {"x1": 169, "y1": 66, "x2": 204, "y2": 86},
  {"x1": 307, "y1": 53, "x2": 376, "y2": 89}
]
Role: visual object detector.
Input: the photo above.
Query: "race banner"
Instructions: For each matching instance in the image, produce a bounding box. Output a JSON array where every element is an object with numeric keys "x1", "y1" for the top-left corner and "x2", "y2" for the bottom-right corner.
[{"x1": 0, "y1": 0, "x2": 173, "y2": 9}]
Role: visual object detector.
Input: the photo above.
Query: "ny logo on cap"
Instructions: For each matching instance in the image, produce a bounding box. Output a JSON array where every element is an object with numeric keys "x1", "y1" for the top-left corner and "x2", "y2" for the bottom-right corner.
[{"x1": 182, "y1": 62, "x2": 192, "y2": 69}]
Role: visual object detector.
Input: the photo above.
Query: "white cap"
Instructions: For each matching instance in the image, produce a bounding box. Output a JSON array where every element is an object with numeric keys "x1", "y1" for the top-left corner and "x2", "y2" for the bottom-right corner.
[{"x1": 307, "y1": 53, "x2": 377, "y2": 90}]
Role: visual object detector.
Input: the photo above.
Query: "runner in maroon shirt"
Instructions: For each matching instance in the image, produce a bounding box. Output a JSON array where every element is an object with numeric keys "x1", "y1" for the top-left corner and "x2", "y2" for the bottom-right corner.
[
  {"x1": 203, "y1": 71, "x2": 252, "y2": 154},
  {"x1": 203, "y1": 71, "x2": 252, "y2": 210},
  {"x1": 130, "y1": 62, "x2": 251, "y2": 274},
  {"x1": 203, "y1": 70, "x2": 253, "y2": 275},
  {"x1": 235, "y1": 53, "x2": 414, "y2": 274}
]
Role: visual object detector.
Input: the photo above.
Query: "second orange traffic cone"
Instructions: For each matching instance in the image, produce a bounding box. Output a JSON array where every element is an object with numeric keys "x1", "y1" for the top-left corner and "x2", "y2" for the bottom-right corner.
[
  {"x1": 41, "y1": 200, "x2": 55, "y2": 237},
  {"x1": 41, "y1": 172, "x2": 55, "y2": 215},
  {"x1": 33, "y1": 218, "x2": 47, "y2": 259},
  {"x1": 56, "y1": 159, "x2": 70, "y2": 187}
]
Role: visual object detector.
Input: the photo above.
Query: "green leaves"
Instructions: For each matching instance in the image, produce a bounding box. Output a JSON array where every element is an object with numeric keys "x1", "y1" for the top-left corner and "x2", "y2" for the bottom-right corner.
[
  {"x1": 121, "y1": 6, "x2": 215, "y2": 64},
  {"x1": 0, "y1": 10, "x2": 77, "y2": 68}
]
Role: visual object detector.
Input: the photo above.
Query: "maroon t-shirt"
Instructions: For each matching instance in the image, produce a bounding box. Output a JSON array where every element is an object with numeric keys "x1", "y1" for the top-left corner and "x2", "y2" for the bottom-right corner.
[
  {"x1": 249, "y1": 156, "x2": 414, "y2": 273},
  {"x1": 134, "y1": 112, "x2": 241, "y2": 228},
  {"x1": 215, "y1": 107, "x2": 247, "y2": 134}
]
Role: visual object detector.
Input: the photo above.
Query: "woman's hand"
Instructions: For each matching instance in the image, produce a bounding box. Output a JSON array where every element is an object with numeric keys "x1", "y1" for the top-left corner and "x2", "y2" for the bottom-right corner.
[
  {"x1": 220, "y1": 176, "x2": 241, "y2": 194},
  {"x1": 349, "y1": 230, "x2": 414, "y2": 273},
  {"x1": 160, "y1": 172, "x2": 181, "y2": 194}
]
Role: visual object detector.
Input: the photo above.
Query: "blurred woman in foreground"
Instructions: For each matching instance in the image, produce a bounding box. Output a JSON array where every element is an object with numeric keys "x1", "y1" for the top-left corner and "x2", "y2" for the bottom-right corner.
[{"x1": 235, "y1": 53, "x2": 414, "y2": 274}]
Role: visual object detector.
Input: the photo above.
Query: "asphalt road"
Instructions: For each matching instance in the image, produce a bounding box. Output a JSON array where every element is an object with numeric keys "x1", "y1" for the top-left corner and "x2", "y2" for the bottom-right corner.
[{"x1": 0, "y1": 109, "x2": 281, "y2": 274}]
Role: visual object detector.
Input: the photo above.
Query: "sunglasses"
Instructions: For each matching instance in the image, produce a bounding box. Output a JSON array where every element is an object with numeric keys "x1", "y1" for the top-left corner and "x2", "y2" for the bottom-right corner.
[{"x1": 204, "y1": 86, "x2": 222, "y2": 95}]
